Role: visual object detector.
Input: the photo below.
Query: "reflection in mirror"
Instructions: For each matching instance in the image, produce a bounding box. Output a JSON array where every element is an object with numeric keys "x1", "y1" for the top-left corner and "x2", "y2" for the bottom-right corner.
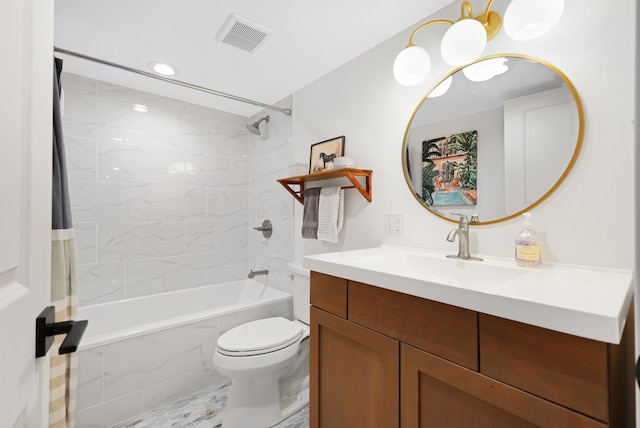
[{"x1": 403, "y1": 54, "x2": 583, "y2": 225}]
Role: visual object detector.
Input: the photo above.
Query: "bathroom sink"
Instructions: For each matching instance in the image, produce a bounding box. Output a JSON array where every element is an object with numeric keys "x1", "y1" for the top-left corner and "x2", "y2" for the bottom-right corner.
[{"x1": 349, "y1": 252, "x2": 526, "y2": 288}]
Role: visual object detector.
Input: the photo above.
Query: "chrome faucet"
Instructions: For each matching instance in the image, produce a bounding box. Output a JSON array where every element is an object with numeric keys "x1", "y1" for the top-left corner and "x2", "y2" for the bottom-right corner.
[
  {"x1": 248, "y1": 269, "x2": 269, "y2": 278},
  {"x1": 446, "y1": 213, "x2": 483, "y2": 261}
]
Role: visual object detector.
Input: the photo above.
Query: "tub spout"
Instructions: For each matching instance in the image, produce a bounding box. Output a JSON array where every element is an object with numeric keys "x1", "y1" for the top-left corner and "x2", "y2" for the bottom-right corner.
[{"x1": 248, "y1": 269, "x2": 269, "y2": 278}]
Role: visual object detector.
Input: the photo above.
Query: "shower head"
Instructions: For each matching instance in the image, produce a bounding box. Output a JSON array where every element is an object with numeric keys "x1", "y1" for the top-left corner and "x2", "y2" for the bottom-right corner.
[{"x1": 246, "y1": 115, "x2": 269, "y2": 135}]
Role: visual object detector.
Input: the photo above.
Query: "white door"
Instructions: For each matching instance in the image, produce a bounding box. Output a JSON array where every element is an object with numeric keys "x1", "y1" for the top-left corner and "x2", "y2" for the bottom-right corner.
[
  {"x1": 0, "y1": 0, "x2": 54, "y2": 426},
  {"x1": 503, "y1": 87, "x2": 579, "y2": 213}
]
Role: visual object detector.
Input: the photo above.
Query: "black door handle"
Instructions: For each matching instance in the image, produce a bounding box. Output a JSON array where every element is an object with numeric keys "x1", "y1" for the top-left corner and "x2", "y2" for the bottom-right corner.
[{"x1": 35, "y1": 306, "x2": 88, "y2": 358}]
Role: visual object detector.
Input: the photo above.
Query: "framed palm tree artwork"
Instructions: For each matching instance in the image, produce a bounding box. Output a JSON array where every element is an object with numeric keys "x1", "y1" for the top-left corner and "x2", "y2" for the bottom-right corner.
[{"x1": 422, "y1": 130, "x2": 477, "y2": 207}]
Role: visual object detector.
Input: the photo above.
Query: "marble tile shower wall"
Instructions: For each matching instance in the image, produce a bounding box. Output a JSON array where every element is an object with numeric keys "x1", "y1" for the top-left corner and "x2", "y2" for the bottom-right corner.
[
  {"x1": 248, "y1": 98, "x2": 295, "y2": 293},
  {"x1": 62, "y1": 73, "x2": 253, "y2": 306}
]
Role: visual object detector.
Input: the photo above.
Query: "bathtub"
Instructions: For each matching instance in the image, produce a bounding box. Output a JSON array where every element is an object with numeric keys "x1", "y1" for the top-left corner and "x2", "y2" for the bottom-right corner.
[{"x1": 75, "y1": 279, "x2": 293, "y2": 428}]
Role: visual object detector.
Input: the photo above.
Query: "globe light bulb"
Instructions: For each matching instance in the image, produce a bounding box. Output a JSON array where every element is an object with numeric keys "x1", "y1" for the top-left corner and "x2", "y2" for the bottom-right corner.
[
  {"x1": 440, "y1": 19, "x2": 487, "y2": 67},
  {"x1": 393, "y1": 46, "x2": 431, "y2": 86},
  {"x1": 504, "y1": 0, "x2": 565, "y2": 41}
]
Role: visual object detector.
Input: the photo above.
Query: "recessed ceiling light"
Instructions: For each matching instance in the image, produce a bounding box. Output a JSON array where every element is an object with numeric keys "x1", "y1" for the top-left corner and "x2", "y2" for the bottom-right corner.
[
  {"x1": 132, "y1": 104, "x2": 148, "y2": 113},
  {"x1": 149, "y1": 62, "x2": 177, "y2": 76}
]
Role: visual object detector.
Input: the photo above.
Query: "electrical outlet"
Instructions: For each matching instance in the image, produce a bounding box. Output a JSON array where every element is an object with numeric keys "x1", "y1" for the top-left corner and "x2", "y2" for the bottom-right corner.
[{"x1": 385, "y1": 213, "x2": 404, "y2": 236}]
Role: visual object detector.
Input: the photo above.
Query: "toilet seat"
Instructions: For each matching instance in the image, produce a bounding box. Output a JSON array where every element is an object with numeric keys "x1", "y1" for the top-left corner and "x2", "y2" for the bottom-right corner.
[{"x1": 217, "y1": 317, "x2": 304, "y2": 357}]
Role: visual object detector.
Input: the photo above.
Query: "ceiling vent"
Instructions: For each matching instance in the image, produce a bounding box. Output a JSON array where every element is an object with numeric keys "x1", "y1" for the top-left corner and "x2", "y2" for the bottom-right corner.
[{"x1": 215, "y1": 13, "x2": 272, "y2": 53}]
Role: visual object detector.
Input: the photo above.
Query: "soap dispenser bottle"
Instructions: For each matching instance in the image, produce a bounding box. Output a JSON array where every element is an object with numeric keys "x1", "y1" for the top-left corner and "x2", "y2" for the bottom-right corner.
[{"x1": 515, "y1": 212, "x2": 542, "y2": 267}]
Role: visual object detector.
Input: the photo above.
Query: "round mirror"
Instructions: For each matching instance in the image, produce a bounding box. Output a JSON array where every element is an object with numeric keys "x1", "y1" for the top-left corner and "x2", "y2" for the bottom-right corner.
[{"x1": 402, "y1": 54, "x2": 583, "y2": 225}]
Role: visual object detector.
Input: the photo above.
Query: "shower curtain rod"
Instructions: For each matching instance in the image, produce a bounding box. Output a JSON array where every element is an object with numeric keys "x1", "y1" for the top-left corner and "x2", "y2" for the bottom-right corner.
[{"x1": 54, "y1": 47, "x2": 292, "y2": 116}]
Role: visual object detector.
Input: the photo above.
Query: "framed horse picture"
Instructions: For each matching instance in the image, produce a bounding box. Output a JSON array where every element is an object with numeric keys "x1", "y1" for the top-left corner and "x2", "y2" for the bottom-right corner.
[{"x1": 309, "y1": 136, "x2": 345, "y2": 173}]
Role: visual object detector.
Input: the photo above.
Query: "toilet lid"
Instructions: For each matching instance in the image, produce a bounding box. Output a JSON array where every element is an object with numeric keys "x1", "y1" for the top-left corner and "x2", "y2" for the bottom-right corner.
[{"x1": 217, "y1": 317, "x2": 304, "y2": 356}]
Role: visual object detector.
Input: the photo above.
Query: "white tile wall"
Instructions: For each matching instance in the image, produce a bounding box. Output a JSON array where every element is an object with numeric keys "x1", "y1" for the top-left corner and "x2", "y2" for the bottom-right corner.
[
  {"x1": 127, "y1": 184, "x2": 206, "y2": 221},
  {"x1": 75, "y1": 222, "x2": 98, "y2": 264},
  {"x1": 206, "y1": 250, "x2": 250, "y2": 284},
  {"x1": 206, "y1": 188, "x2": 249, "y2": 221},
  {"x1": 97, "y1": 222, "x2": 186, "y2": 261},
  {"x1": 69, "y1": 180, "x2": 126, "y2": 222},
  {"x1": 186, "y1": 220, "x2": 248, "y2": 254},
  {"x1": 186, "y1": 154, "x2": 249, "y2": 188},
  {"x1": 125, "y1": 255, "x2": 207, "y2": 297},
  {"x1": 77, "y1": 262, "x2": 126, "y2": 306},
  {"x1": 62, "y1": 72, "x2": 257, "y2": 303},
  {"x1": 248, "y1": 97, "x2": 295, "y2": 293},
  {"x1": 97, "y1": 141, "x2": 187, "y2": 185},
  {"x1": 65, "y1": 136, "x2": 97, "y2": 180}
]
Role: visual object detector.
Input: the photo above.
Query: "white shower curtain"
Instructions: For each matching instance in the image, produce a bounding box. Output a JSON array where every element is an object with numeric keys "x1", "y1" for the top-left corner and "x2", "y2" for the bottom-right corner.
[{"x1": 50, "y1": 58, "x2": 79, "y2": 428}]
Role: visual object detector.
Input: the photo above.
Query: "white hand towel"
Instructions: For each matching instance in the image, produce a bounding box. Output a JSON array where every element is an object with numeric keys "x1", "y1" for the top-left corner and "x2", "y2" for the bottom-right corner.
[{"x1": 317, "y1": 186, "x2": 344, "y2": 243}]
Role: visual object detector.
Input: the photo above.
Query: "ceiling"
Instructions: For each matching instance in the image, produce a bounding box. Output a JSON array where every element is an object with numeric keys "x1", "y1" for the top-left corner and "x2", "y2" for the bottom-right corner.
[{"x1": 54, "y1": 0, "x2": 456, "y2": 117}]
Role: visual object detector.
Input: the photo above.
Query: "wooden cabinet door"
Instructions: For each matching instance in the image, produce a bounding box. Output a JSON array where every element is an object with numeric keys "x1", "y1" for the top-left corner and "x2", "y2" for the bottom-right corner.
[
  {"x1": 311, "y1": 307, "x2": 400, "y2": 428},
  {"x1": 401, "y1": 344, "x2": 606, "y2": 428}
]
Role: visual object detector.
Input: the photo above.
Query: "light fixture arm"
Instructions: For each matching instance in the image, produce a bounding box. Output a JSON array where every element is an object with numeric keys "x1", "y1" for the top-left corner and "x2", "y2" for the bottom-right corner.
[
  {"x1": 458, "y1": 0, "x2": 502, "y2": 41},
  {"x1": 406, "y1": 19, "x2": 454, "y2": 47},
  {"x1": 460, "y1": 1, "x2": 474, "y2": 19},
  {"x1": 482, "y1": 0, "x2": 496, "y2": 21}
]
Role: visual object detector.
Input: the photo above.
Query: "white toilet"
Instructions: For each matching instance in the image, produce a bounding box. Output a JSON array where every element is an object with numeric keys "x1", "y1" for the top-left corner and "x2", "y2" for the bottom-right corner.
[{"x1": 213, "y1": 263, "x2": 310, "y2": 428}]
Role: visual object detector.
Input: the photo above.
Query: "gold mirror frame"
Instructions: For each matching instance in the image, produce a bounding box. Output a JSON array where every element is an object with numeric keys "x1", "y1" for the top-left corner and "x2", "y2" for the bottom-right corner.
[{"x1": 401, "y1": 53, "x2": 584, "y2": 226}]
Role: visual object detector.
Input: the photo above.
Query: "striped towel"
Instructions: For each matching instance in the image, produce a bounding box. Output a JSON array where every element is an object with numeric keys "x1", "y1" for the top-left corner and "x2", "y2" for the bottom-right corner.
[{"x1": 317, "y1": 186, "x2": 344, "y2": 243}]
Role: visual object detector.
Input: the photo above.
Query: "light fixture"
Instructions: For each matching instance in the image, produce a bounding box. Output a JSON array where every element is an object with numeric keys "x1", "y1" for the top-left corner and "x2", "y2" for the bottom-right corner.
[
  {"x1": 148, "y1": 61, "x2": 177, "y2": 76},
  {"x1": 393, "y1": 0, "x2": 565, "y2": 86}
]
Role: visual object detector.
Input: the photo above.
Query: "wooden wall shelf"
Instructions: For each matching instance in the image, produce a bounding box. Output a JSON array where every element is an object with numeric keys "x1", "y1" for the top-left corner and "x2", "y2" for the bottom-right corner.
[{"x1": 277, "y1": 168, "x2": 372, "y2": 204}]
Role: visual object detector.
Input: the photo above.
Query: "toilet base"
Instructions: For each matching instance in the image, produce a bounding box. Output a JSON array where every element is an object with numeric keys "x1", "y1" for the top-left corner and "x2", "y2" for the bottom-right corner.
[
  {"x1": 223, "y1": 377, "x2": 280, "y2": 428},
  {"x1": 221, "y1": 376, "x2": 309, "y2": 428},
  {"x1": 279, "y1": 376, "x2": 309, "y2": 421}
]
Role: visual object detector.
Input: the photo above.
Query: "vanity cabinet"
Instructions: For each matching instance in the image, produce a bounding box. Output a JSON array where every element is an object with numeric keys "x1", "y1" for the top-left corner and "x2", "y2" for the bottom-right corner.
[{"x1": 309, "y1": 272, "x2": 633, "y2": 428}]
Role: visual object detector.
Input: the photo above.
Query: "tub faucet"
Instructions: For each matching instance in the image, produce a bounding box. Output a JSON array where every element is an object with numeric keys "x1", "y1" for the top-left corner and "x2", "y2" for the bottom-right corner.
[
  {"x1": 446, "y1": 213, "x2": 483, "y2": 261},
  {"x1": 248, "y1": 269, "x2": 269, "y2": 278}
]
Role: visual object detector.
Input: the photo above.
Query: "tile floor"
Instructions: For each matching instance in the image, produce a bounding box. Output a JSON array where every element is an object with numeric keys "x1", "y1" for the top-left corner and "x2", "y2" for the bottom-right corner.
[{"x1": 110, "y1": 380, "x2": 309, "y2": 428}]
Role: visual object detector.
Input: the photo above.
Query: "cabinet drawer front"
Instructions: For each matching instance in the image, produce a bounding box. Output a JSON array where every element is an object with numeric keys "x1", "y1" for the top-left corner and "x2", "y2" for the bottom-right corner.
[
  {"x1": 310, "y1": 271, "x2": 347, "y2": 318},
  {"x1": 479, "y1": 314, "x2": 608, "y2": 422},
  {"x1": 348, "y1": 281, "x2": 478, "y2": 370},
  {"x1": 401, "y1": 344, "x2": 606, "y2": 428}
]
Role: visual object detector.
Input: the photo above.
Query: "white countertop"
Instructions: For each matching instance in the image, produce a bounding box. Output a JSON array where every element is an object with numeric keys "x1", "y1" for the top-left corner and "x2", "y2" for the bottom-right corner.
[{"x1": 303, "y1": 245, "x2": 633, "y2": 344}]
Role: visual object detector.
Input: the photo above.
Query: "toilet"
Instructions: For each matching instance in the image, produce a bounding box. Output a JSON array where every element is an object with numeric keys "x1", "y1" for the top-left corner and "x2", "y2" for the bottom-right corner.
[{"x1": 213, "y1": 263, "x2": 310, "y2": 428}]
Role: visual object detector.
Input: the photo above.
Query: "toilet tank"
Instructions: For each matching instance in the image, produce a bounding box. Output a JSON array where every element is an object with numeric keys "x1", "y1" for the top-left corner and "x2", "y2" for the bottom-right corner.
[{"x1": 287, "y1": 262, "x2": 310, "y2": 325}]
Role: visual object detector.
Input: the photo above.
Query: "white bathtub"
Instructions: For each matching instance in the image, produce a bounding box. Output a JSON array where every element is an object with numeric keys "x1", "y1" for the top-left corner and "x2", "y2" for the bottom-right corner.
[
  {"x1": 78, "y1": 279, "x2": 291, "y2": 349},
  {"x1": 75, "y1": 279, "x2": 293, "y2": 428}
]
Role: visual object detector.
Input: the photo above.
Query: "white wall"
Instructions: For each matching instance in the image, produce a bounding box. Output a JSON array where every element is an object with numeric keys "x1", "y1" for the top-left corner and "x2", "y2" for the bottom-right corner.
[{"x1": 293, "y1": 0, "x2": 635, "y2": 270}]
